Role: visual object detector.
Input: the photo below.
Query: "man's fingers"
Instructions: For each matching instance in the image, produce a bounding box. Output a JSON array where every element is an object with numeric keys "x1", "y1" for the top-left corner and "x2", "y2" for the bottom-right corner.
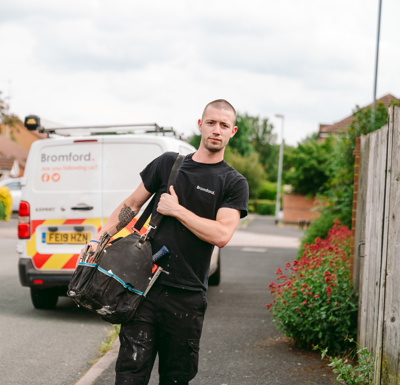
[{"x1": 169, "y1": 185, "x2": 177, "y2": 197}]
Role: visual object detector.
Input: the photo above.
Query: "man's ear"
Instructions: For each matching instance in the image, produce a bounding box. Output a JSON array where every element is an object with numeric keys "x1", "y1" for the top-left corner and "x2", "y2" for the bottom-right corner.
[
  {"x1": 198, "y1": 119, "x2": 202, "y2": 132},
  {"x1": 230, "y1": 126, "x2": 238, "y2": 138}
]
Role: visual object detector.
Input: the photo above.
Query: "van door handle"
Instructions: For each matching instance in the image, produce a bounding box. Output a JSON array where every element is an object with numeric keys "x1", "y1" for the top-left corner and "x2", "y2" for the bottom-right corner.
[{"x1": 71, "y1": 204, "x2": 94, "y2": 211}]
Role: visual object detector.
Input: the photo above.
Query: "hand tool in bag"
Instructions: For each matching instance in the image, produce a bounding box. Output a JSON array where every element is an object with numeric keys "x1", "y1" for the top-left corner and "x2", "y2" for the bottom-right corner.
[{"x1": 67, "y1": 154, "x2": 184, "y2": 323}]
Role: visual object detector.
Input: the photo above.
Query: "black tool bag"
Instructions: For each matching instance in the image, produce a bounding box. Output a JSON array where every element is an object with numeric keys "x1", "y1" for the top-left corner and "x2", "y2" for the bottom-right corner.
[{"x1": 67, "y1": 154, "x2": 184, "y2": 324}]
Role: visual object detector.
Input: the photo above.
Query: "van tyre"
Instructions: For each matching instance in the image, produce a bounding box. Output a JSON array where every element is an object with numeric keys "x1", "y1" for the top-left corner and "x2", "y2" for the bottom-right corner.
[
  {"x1": 208, "y1": 250, "x2": 221, "y2": 286},
  {"x1": 31, "y1": 288, "x2": 58, "y2": 309}
]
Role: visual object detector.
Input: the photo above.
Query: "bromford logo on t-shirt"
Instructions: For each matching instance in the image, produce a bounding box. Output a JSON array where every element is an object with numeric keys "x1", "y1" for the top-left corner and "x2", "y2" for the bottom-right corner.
[{"x1": 197, "y1": 185, "x2": 215, "y2": 195}]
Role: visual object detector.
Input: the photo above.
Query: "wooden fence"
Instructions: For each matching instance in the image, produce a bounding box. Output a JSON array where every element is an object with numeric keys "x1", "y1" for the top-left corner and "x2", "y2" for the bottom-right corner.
[{"x1": 355, "y1": 106, "x2": 400, "y2": 384}]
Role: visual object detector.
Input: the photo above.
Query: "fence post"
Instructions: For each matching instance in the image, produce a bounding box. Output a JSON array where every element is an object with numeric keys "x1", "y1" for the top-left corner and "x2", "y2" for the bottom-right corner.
[
  {"x1": 351, "y1": 137, "x2": 361, "y2": 286},
  {"x1": 380, "y1": 106, "x2": 399, "y2": 383}
]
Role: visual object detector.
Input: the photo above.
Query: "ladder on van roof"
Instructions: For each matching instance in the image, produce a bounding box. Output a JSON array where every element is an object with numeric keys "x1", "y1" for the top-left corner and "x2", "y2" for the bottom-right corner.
[{"x1": 24, "y1": 115, "x2": 178, "y2": 138}]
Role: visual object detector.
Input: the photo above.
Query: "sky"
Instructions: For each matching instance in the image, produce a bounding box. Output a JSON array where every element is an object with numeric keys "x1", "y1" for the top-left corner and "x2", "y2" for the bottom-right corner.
[{"x1": 0, "y1": 0, "x2": 398, "y2": 146}]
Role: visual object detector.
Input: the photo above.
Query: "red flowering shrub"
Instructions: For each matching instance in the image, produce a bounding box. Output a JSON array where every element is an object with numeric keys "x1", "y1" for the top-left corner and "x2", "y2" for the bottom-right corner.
[{"x1": 267, "y1": 219, "x2": 358, "y2": 354}]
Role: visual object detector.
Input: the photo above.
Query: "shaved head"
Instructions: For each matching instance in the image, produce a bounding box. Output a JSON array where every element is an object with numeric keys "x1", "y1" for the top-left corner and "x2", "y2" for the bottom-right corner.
[{"x1": 202, "y1": 99, "x2": 237, "y2": 123}]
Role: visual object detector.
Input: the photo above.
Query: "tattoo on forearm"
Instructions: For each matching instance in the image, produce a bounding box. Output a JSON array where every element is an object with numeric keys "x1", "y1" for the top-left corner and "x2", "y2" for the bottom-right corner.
[{"x1": 116, "y1": 204, "x2": 135, "y2": 232}]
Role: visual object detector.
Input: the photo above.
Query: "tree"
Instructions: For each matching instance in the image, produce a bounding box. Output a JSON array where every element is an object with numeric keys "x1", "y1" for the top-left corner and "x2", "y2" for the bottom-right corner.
[
  {"x1": 189, "y1": 134, "x2": 201, "y2": 149},
  {"x1": 0, "y1": 91, "x2": 21, "y2": 141},
  {"x1": 229, "y1": 113, "x2": 258, "y2": 157},
  {"x1": 224, "y1": 147, "x2": 266, "y2": 199},
  {"x1": 250, "y1": 116, "x2": 281, "y2": 181},
  {"x1": 285, "y1": 134, "x2": 335, "y2": 196}
]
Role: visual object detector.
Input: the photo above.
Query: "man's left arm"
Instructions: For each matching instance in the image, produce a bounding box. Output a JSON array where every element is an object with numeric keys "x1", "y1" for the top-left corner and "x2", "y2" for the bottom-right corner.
[{"x1": 157, "y1": 186, "x2": 240, "y2": 248}]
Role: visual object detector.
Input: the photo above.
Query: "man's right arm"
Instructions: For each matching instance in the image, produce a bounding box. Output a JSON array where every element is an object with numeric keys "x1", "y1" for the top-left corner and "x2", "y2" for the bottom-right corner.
[{"x1": 90, "y1": 182, "x2": 152, "y2": 247}]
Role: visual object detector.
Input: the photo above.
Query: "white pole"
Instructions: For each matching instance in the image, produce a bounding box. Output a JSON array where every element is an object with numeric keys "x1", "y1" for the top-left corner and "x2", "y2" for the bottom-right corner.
[
  {"x1": 372, "y1": 0, "x2": 382, "y2": 127},
  {"x1": 275, "y1": 114, "x2": 284, "y2": 224}
]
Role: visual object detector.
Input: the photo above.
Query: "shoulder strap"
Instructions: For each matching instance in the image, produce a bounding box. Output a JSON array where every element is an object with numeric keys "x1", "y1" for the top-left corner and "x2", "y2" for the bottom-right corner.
[{"x1": 133, "y1": 154, "x2": 185, "y2": 232}]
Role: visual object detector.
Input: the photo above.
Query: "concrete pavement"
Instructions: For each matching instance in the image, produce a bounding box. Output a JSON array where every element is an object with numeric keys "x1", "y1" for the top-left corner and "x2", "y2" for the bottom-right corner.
[{"x1": 78, "y1": 216, "x2": 335, "y2": 385}]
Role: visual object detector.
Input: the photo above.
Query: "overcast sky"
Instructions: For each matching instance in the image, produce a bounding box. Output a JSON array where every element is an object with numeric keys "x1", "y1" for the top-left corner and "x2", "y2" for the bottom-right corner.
[{"x1": 0, "y1": 0, "x2": 398, "y2": 146}]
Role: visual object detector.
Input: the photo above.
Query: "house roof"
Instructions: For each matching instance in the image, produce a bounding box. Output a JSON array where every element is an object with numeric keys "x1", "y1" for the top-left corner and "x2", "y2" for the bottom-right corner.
[
  {"x1": 0, "y1": 121, "x2": 46, "y2": 151},
  {"x1": 318, "y1": 94, "x2": 399, "y2": 137},
  {"x1": 0, "y1": 135, "x2": 28, "y2": 168}
]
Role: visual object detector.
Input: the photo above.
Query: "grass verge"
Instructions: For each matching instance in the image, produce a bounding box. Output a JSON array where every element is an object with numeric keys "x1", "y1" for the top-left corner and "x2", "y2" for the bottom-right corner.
[{"x1": 98, "y1": 324, "x2": 120, "y2": 357}]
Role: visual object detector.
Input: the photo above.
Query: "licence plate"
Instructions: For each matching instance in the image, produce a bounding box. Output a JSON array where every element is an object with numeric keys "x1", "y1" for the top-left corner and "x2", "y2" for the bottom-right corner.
[{"x1": 45, "y1": 232, "x2": 90, "y2": 244}]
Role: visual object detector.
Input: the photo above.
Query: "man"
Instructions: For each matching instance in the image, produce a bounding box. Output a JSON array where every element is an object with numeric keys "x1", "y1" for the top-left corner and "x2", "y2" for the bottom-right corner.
[{"x1": 90, "y1": 99, "x2": 249, "y2": 384}]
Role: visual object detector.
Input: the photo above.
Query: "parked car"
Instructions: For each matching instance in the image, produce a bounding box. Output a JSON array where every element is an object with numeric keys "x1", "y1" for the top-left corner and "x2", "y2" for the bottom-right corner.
[{"x1": 0, "y1": 178, "x2": 22, "y2": 212}]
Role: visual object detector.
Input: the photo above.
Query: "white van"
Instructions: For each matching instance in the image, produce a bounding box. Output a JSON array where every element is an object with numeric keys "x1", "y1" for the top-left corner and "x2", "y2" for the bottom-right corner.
[{"x1": 18, "y1": 117, "x2": 221, "y2": 309}]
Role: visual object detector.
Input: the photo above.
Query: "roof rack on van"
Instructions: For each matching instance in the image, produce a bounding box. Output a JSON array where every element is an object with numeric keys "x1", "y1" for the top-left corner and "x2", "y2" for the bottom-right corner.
[{"x1": 24, "y1": 115, "x2": 177, "y2": 138}]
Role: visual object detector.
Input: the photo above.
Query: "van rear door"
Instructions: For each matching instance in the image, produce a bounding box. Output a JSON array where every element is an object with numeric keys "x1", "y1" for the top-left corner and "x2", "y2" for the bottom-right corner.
[{"x1": 27, "y1": 138, "x2": 104, "y2": 271}]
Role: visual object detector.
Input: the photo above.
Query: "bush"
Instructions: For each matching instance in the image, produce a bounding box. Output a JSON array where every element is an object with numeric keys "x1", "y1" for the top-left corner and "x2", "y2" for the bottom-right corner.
[
  {"x1": 248, "y1": 199, "x2": 256, "y2": 214},
  {"x1": 314, "y1": 338, "x2": 375, "y2": 384},
  {"x1": 0, "y1": 186, "x2": 12, "y2": 220},
  {"x1": 225, "y1": 148, "x2": 266, "y2": 199},
  {"x1": 285, "y1": 135, "x2": 335, "y2": 196},
  {"x1": 266, "y1": 220, "x2": 358, "y2": 354},
  {"x1": 297, "y1": 208, "x2": 336, "y2": 258},
  {"x1": 249, "y1": 199, "x2": 275, "y2": 215},
  {"x1": 258, "y1": 181, "x2": 277, "y2": 200},
  {"x1": 256, "y1": 200, "x2": 275, "y2": 215}
]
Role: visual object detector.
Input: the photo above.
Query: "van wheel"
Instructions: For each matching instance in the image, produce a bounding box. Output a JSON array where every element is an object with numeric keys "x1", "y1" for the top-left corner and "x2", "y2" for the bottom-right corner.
[
  {"x1": 31, "y1": 288, "x2": 58, "y2": 309},
  {"x1": 208, "y1": 251, "x2": 221, "y2": 286}
]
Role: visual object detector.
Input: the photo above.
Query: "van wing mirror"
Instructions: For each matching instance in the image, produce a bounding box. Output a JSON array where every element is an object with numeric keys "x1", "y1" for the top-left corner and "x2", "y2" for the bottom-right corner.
[{"x1": 24, "y1": 115, "x2": 41, "y2": 131}]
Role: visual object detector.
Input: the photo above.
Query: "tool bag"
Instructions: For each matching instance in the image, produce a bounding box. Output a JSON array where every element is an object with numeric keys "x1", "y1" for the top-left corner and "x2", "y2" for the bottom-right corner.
[{"x1": 67, "y1": 154, "x2": 184, "y2": 324}]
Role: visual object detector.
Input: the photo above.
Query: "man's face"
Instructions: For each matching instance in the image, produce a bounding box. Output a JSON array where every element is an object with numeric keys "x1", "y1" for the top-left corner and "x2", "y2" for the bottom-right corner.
[{"x1": 198, "y1": 106, "x2": 238, "y2": 153}]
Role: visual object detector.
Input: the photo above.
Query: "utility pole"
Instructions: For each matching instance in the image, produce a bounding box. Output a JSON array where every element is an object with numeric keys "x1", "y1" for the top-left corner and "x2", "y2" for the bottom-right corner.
[
  {"x1": 275, "y1": 114, "x2": 284, "y2": 224},
  {"x1": 371, "y1": 0, "x2": 382, "y2": 128}
]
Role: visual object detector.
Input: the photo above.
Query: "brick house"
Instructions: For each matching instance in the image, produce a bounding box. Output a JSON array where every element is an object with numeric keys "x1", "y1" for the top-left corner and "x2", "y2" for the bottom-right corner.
[{"x1": 317, "y1": 94, "x2": 398, "y2": 141}]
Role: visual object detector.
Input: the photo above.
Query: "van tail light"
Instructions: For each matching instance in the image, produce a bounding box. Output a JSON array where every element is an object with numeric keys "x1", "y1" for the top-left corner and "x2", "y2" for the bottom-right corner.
[{"x1": 18, "y1": 201, "x2": 31, "y2": 239}]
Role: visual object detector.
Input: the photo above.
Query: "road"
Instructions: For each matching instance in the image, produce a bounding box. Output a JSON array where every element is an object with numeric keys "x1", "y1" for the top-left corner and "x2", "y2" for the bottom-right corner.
[
  {"x1": 92, "y1": 216, "x2": 336, "y2": 385},
  {"x1": 0, "y1": 215, "x2": 336, "y2": 384},
  {"x1": 0, "y1": 217, "x2": 114, "y2": 385}
]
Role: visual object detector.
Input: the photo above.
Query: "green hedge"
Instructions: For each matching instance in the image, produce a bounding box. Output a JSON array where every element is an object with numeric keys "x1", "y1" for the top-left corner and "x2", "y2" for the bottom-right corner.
[{"x1": 249, "y1": 199, "x2": 275, "y2": 215}]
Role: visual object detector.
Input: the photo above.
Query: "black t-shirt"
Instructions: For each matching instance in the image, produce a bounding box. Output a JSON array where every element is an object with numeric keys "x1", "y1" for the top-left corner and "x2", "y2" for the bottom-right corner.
[{"x1": 140, "y1": 152, "x2": 249, "y2": 291}]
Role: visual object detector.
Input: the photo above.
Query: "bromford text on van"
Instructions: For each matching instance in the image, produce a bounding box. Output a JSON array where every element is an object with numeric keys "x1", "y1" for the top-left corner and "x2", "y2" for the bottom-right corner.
[{"x1": 18, "y1": 117, "x2": 221, "y2": 309}]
